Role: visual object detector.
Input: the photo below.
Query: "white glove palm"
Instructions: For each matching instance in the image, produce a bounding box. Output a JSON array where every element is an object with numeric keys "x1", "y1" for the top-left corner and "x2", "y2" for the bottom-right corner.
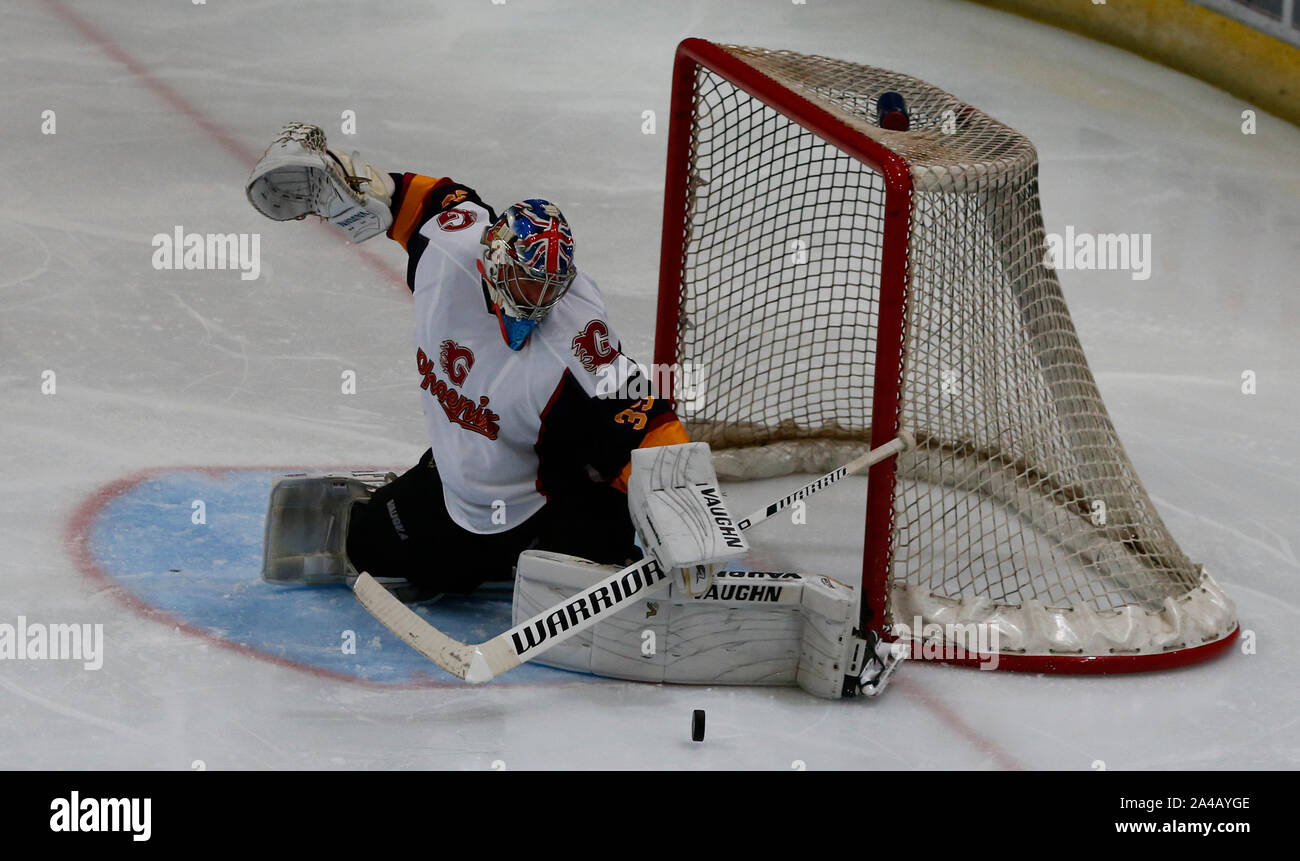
[{"x1": 246, "y1": 122, "x2": 394, "y2": 243}]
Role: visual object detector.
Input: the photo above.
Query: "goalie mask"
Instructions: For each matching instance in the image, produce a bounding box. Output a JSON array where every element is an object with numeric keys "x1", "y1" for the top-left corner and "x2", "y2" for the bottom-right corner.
[{"x1": 479, "y1": 199, "x2": 577, "y2": 350}]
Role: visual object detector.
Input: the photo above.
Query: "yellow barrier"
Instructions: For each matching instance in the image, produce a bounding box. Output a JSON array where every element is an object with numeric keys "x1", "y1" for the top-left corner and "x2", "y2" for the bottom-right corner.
[{"x1": 967, "y1": 0, "x2": 1300, "y2": 127}]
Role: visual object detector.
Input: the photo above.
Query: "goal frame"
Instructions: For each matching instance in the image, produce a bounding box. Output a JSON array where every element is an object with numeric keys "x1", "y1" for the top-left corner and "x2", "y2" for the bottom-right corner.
[{"x1": 653, "y1": 37, "x2": 1238, "y2": 674}]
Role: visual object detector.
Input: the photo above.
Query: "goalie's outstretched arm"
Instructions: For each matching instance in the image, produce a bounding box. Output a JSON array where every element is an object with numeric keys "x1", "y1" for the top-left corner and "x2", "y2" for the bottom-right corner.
[{"x1": 246, "y1": 123, "x2": 504, "y2": 294}]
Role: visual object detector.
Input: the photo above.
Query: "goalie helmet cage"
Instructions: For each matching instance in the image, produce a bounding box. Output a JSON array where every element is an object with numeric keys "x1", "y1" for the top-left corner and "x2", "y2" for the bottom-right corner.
[{"x1": 654, "y1": 38, "x2": 1238, "y2": 673}]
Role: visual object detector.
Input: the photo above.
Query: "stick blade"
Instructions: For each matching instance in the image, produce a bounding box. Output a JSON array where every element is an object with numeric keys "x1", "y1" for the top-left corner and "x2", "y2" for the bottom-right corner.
[{"x1": 352, "y1": 572, "x2": 478, "y2": 681}]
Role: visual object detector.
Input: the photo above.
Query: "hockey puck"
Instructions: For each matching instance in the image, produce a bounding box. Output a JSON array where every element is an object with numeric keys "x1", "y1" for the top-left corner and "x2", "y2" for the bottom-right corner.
[{"x1": 691, "y1": 709, "x2": 706, "y2": 742}]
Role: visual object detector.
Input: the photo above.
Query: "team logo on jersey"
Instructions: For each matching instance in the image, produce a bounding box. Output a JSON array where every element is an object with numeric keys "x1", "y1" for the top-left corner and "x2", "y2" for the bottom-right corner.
[
  {"x1": 435, "y1": 208, "x2": 477, "y2": 232},
  {"x1": 572, "y1": 319, "x2": 617, "y2": 374},
  {"x1": 416, "y1": 347, "x2": 500, "y2": 439},
  {"x1": 440, "y1": 188, "x2": 469, "y2": 209},
  {"x1": 438, "y1": 339, "x2": 475, "y2": 385}
]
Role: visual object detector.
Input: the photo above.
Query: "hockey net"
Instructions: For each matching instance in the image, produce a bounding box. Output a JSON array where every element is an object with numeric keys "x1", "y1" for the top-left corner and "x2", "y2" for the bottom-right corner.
[{"x1": 654, "y1": 39, "x2": 1237, "y2": 672}]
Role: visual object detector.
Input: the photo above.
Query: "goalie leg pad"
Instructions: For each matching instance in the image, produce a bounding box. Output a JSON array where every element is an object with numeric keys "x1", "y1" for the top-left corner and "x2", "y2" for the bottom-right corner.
[
  {"x1": 512, "y1": 550, "x2": 861, "y2": 698},
  {"x1": 261, "y1": 474, "x2": 375, "y2": 585}
]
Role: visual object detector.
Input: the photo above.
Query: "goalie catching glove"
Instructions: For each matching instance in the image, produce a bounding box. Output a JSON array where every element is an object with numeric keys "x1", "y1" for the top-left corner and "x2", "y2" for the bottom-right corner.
[
  {"x1": 626, "y1": 442, "x2": 748, "y2": 595},
  {"x1": 246, "y1": 122, "x2": 394, "y2": 242}
]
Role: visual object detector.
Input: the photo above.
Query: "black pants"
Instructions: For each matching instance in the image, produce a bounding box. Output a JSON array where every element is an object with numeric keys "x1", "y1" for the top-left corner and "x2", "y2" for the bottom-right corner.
[{"x1": 345, "y1": 449, "x2": 641, "y2": 594}]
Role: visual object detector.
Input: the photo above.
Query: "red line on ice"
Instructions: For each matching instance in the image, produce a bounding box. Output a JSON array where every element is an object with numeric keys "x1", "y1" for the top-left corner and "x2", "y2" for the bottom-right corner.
[{"x1": 893, "y1": 675, "x2": 1025, "y2": 770}]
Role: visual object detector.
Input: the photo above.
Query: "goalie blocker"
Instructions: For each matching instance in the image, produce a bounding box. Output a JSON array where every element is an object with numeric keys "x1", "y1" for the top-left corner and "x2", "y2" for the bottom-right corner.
[{"x1": 626, "y1": 442, "x2": 749, "y2": 596}]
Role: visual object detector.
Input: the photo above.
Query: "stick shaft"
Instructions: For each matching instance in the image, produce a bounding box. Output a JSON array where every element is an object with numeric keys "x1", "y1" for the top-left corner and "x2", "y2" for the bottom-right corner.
[{"x1": 735, "y1": 433, "x2": 910, "y2": 529}]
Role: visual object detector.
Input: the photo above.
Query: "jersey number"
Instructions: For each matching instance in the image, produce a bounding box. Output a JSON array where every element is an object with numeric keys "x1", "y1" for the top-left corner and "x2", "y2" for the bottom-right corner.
[{"x1": 614, "y1": 398, "x2": 654, "y2": 431}]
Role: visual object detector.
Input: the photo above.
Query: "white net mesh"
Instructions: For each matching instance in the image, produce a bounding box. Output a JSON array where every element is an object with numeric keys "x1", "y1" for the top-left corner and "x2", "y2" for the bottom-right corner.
[{"x1": 665, "y1": 44, "x2": 1236, "y2": 665}]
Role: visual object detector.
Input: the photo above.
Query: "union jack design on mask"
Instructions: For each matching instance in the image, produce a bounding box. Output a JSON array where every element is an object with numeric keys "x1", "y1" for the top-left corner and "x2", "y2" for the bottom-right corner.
[{"x1": 510, "y1": 200, "x2": 575, "y2": 282}]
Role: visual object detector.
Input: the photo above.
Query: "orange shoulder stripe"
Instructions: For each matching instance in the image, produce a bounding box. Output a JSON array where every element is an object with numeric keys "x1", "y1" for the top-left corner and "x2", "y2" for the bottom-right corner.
[{"x1": 388, "y1": 174, "x2": 446, "y2": 250}]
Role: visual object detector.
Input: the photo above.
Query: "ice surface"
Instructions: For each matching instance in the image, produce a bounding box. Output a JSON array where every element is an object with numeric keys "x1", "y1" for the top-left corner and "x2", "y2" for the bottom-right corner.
[{"x1": 2, "y1": 0, "x2": 1297, "y2": 770}]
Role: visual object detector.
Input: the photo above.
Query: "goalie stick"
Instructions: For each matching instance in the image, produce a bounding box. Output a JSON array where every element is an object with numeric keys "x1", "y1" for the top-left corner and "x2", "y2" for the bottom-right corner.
[{"x1": 353, "y1": 431, "x2": 914, "y2": 683}]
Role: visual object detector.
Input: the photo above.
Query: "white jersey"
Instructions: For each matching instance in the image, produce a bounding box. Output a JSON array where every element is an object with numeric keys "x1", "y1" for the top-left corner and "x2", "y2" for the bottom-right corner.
[{"x1": 406, "y1": 198, "x2": 644, "y2": 534}]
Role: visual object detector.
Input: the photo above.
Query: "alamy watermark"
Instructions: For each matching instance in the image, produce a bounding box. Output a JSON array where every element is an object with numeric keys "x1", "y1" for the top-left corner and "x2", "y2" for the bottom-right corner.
[
  {"x1": 893, "y1": 616, "x2": 1000, "y2": 670},
  {"x1": 593, "y1": 361, "x2": 707, "y2": 414},
  {"x1": 0, "y1": 616, "x2": 104, "y2": 670},
  {"x1": 50, "y1": 791, "x2": 150, "y2": 841},
  {"x1": 1045, "y1": 226, "x2": 1151, "y2": 281},
  {"x1": 152, "y1": 226, "x2": 261, "y2": 280}
]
